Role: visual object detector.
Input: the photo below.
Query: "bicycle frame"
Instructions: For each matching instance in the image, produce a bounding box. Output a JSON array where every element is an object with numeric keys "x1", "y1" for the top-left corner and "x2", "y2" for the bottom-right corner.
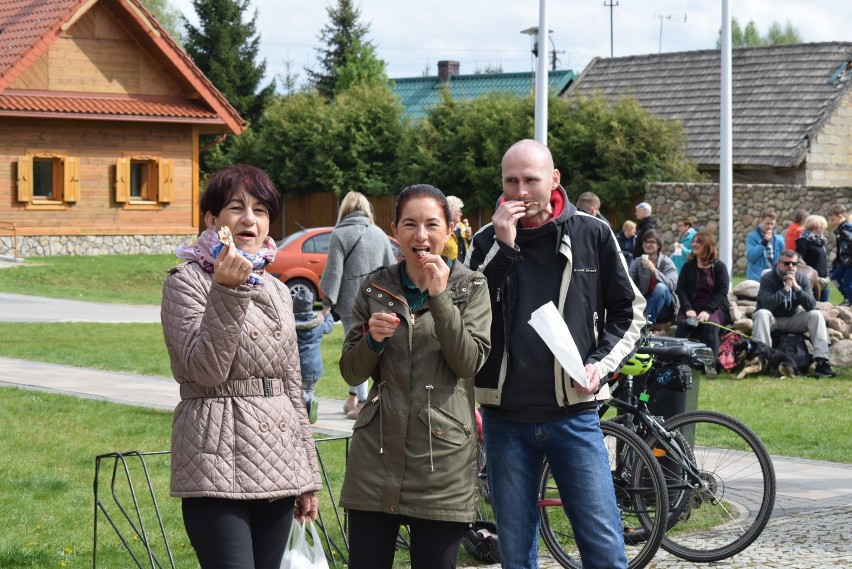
[{"x1": 600, "y1": 375, "x2": 705, "y2": 490}]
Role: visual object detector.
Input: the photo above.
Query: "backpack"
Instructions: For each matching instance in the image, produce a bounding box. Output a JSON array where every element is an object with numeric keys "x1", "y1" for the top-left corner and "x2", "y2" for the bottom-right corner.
[
  {"x1": 717, "y1": 331, "x2": 739, "y2": 372},
  {"x1": 775, "y1": 332, "x2": 812, "y2": 374}
]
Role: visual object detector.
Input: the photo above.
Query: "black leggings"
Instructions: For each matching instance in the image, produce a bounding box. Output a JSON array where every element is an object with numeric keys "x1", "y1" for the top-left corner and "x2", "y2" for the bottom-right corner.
[
  {"x1": 347, "y1": 509, "x2": 468, "y2": 569},
  {"x1": 182, "y1": 496, "x2": 296, "y2": 569}
]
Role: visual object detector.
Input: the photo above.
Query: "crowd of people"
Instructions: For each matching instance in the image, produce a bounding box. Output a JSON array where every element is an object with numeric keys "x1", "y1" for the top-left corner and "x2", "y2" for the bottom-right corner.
[
  {"x1": 162, "y1": 152, "x2": 849, "y2": 568},
  {"x1": 612, "y1": 203, "x2": 847, "y2": 378}
]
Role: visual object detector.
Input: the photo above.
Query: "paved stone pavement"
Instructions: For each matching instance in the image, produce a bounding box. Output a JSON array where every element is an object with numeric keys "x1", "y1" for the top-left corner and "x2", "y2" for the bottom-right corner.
[{"x1": 1, "y1": 291, "x2": 851, "y2": 567}]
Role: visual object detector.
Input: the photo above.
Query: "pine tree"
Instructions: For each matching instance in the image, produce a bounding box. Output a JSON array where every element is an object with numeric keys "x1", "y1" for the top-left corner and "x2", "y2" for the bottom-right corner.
[
  {"x1": 184, "y1": 0, "x2": 274, "y2": 126},
  {"x1": 140, "y1": 0, "x2": 183, "y2": 45},
  {"x1": 716, "y1": 18, "x2": 802, "y2": 49},
  {"x1": 306, "y1": 0, "x2": 375, "y2": 99}
]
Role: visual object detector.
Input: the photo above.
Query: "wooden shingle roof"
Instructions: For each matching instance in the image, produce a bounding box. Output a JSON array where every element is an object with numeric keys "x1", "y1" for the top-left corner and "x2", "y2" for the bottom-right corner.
[
  {"x1": 0, "y1": 0, "x2": 244, "y2": 133},
  {"x1": 394, "y1": 69, "x2": 575, "y2": 121},
  {"x1": 565, "y1": 42, "x2": 852, "y2": 168}
]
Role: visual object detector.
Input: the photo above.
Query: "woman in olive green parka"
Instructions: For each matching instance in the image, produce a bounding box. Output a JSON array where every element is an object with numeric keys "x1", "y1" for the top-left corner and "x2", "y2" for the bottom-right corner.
[{"x1": 339, "y1": 185, "x2": 492, "y2": 569}]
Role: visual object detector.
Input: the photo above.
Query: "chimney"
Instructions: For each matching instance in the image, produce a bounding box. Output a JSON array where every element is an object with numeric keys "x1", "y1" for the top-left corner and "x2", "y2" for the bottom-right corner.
[{"x1": 437, "y1": 60, "x2": 460, "y2": 81}]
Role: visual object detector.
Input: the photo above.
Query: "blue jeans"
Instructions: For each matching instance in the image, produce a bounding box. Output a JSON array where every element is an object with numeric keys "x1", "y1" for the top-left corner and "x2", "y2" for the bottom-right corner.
[
  {"x1": 645, "y1": 282, "x2": 674, "y2": 324},
  {"x1": 832, "y1": 266, "x2": 852, "y2": 302},
  {"x1": 482, "y1": 409, "x2": 627, "y2": 569}
]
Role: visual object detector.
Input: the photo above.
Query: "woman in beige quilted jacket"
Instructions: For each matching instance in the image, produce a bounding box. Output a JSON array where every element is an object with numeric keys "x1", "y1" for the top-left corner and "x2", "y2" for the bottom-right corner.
[
  {"x1": 161, "y1": 165, "x2": 322, "y2": 569},
  {"x1": 339, "y1": 184, "x2": 492, "y2": 569}
]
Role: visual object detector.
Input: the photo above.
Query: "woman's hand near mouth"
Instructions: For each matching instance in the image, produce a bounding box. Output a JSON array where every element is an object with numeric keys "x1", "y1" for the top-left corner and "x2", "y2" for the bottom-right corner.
[
  {"x1": 419, "y1": 252, "x2": 449, "y2": 297},
  {"x1": 212, "y1": 238, "x2": 253, "y2": 288}
]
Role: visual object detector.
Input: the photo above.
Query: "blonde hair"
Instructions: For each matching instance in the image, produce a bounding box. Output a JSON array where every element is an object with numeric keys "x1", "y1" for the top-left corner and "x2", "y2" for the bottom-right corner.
[
  {"x1": 803, "y1": 214, "x2": 827, "y2": 232},
  {"x1": 337, "y1": 191, "x2": 374, "y2": 225},
  {"x1": 622, "y1": 220, "x2": 636, "y2": 231},
  {"x1": 446, "y1": 196, "x2": 464, "y2": 216}
]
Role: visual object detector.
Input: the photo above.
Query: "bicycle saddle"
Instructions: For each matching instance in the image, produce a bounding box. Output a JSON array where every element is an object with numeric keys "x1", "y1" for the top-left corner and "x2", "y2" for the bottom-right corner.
[{"x1": 636, "y1": 344, "x2": 692, "y2": 365}]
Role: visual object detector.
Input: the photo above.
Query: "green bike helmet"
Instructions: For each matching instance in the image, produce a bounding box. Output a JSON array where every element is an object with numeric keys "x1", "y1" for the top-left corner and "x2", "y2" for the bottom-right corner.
[{"x1": 619, "y1": 352, "x2": 654, "y2": 376}]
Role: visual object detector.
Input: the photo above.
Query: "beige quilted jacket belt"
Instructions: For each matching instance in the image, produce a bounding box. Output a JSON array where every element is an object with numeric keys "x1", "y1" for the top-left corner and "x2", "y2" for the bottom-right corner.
[{"x1": 179, "y1": 377, "x2": 285, "y2": 399}]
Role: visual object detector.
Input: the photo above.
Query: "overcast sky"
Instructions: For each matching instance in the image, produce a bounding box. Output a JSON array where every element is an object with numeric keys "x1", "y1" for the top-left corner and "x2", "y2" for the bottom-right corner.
[{"x1": 169, "y1": 1, "x2": 851, "y2": 89}]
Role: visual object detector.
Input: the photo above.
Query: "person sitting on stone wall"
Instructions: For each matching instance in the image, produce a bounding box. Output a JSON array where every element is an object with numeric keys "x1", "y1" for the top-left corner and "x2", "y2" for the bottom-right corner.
[
  {"x1": 752, "y1": 249, "x2": 836, "y2": 378},
  {"x1": 629, "y1": 229, "x2": 678, "y2": 326}
]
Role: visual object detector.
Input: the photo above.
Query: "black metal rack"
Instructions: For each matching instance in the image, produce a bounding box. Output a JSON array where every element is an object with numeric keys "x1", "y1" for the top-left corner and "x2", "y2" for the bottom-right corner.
[{"x1": 93, "y1": 436, "x2": 352, "y2": 568}]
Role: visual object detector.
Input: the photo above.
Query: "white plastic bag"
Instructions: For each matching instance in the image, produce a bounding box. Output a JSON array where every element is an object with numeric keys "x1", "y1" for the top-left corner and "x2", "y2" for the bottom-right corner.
[{"x1": 281, "y1": 520, "x2": 330, "y2": 569}]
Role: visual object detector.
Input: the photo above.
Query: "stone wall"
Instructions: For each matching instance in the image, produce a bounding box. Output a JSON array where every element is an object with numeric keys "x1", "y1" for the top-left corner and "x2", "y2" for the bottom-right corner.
[
  {"x1": 0, "y1": 234, "x2": 195, "y2": 258},
  {"x1": 806, "y1": 90, "x2": 852, "y2": 188},
  {"x1": 645, "y1": 183, "x2": 850, "y2": 274}
]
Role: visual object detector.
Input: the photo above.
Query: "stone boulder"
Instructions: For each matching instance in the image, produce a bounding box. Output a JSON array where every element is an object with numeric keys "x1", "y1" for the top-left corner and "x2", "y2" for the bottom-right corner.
[
  {"x1": 829, "y1": 339, "x2": 852, "y2": 367},
  {"x1": 729, "y1": 303, "x2": 745, "y2": 322},
  {"x1": 733, "y1": 319, "x2": 753, "y2": 334},
  {"x1": 733, "y1": 280, "x2": 760, "y2": 300}
]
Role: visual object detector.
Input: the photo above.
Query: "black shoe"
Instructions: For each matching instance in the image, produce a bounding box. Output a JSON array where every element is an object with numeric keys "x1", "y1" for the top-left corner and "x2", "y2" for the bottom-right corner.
[{"x1": 814, "y1": 360, "x2": 837, "y2": 378}]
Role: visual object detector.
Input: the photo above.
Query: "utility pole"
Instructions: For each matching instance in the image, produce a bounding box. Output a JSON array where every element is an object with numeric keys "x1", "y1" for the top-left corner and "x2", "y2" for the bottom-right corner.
[{"x1": 604, "y1": 0, "x2": 618, "y2": 57}]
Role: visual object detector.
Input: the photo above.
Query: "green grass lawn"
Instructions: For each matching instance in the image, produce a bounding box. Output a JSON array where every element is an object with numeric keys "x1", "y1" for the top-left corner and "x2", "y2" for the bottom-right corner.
[
  {"x1": 0, "y1": 254, "x2": 176, "y2": 305},
  {"x1": 0, "y1": 387, "x2": 361, "y2": 569}
]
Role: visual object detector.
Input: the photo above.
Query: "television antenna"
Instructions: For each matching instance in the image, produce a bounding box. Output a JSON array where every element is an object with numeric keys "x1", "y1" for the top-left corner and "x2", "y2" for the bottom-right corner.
[{"x1": 658, "y1": 13, "x2": 687, "y2": 54}]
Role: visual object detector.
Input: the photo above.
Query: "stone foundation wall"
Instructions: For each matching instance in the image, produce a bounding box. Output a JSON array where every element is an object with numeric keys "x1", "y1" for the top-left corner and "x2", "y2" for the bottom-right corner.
[
  {"x1": 0, "y1": 234, "x2": 196, "y2": 258},
  {"x1": 645, "y1": 183, "x2": 851, "y2": 274}
]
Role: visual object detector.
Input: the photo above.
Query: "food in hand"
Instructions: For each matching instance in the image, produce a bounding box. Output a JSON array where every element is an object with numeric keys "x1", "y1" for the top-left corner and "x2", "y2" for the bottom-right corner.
[
  {"x1": 523, "y1": 200, "x2": 536, "y2": 209},
  {"x1": 217, "y1": 226, "x2": 234, "y2": 247}
]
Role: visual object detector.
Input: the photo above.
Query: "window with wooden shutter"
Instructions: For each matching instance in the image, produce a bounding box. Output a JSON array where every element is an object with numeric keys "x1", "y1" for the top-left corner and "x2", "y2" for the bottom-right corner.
[
  {"x1": 17, "y1": 153, "x2": 75, "y2": 208},
  {"x1": 118, "y1": 154, "x2": 170, "y2": 209}
]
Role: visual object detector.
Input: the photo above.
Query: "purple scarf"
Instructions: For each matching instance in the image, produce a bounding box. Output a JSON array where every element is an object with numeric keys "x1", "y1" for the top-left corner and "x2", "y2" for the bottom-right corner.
[{"x1": 174, "y1": 229, "x2": 277, "y2": 287}]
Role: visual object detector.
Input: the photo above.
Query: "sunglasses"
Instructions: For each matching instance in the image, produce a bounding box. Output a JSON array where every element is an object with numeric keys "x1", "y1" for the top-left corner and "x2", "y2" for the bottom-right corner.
[{"x1": 781, "y1": 261, "x2": 798, "y2": 267}]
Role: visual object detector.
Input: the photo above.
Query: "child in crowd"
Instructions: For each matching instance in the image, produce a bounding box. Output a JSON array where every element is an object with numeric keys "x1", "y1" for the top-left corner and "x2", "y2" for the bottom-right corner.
[
  {"x1": 616, "y1": 219, "x2": 637, "y2": 264},
  {"x1": 293, "y1": 288, "x2": 335, "y2": 423},
  {"x1": 827, "y1": 204, "x2": 852, "y2": 307}
]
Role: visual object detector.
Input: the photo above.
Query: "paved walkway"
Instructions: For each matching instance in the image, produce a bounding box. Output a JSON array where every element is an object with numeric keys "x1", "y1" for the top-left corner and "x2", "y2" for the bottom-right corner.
[{"x1": 1, "y1": 292, "x2": 851, "y2": 567}]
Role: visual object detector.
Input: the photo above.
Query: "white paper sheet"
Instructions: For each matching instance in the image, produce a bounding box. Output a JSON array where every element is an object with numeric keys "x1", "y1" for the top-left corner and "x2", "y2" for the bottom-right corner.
[{"x1": 528, "y1": 301, "x2": 589, "y2": 388}]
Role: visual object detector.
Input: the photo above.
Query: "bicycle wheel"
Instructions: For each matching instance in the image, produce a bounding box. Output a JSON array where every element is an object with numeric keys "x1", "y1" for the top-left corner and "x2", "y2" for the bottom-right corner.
[
  {"x1": 538, "y1": 421, "x2": 667, "y2": 569},
  {"x1": 651, "y1": 410, "x2": 776, "y2": 562}
]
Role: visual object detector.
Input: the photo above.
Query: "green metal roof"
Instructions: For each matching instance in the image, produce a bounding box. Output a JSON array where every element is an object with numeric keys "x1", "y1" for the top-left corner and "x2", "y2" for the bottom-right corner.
[{"x1": 392, "y1": 69, "x2": 575, "y2": 121}]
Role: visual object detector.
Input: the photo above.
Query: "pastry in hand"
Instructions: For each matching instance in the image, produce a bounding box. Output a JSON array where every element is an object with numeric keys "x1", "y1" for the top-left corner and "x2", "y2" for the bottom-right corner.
[{"x1": 217, "y1": 226, "x2": 234, "y2": 247}]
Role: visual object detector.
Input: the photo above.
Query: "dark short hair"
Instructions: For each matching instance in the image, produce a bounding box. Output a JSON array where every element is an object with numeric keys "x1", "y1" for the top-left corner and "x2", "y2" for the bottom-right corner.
[
  {"x1": 199, "y1": 164, "x2": 281, "y2": 223},
  {"x1": 393, "y1": 184, "x2": 451, "y2": 226},
  {"x1": 780, "y1": 249, "x2": 799, "y2": 260},
  {"x1": 642, "y1": 229, "x2": 663, "y2": 249}
]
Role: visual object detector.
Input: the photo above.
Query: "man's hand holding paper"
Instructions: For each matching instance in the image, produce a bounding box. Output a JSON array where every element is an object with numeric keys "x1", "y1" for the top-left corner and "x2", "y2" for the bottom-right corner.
[{"x1": 528, "y1": 302, "x2": 600, "y2": 393}]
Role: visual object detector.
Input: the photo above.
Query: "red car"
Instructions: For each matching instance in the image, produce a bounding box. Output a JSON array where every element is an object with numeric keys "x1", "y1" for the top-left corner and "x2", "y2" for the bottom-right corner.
[{"x1": 267, "y1": 227, "x2": 399, "y2": 301}]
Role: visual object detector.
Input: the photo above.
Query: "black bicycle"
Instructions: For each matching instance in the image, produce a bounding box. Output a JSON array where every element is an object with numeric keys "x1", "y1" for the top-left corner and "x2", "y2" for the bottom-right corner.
[{"x1": 602, "y1": 342, "x2": 777, "y2": 562}]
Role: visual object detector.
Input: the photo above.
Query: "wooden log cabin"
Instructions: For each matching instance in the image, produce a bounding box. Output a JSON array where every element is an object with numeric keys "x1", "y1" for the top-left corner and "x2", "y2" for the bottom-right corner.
[{"x1": 0, "y1": 0, "x2": 244, "y2": 257}]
